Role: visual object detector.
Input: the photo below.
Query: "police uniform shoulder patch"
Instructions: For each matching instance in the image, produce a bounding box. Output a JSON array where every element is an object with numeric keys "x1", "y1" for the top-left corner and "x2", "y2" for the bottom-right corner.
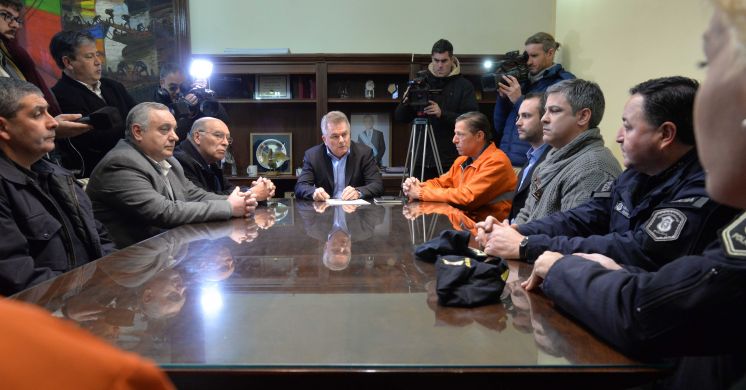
[
  {"x1": 599, "y1": 180, "x2": 614, "y2": 192},
  {"x1": 644, "y1": 208, "x2": 687, "y2": 241},
  {"x1": 721, "y1": 212, "x2": 746, "y2": 259},
  {"x1": 670, "y1": 196, "x2": 709, "y2": 208}
]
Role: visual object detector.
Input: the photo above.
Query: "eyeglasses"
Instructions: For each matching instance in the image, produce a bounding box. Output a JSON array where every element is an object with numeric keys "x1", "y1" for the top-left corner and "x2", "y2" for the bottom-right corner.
[
  {"x1": 0, "y1": 11, "x2": 23, "y2": 26},
  {"x1": 200, "y1": 130, "x2": 233, "y2": 144}
]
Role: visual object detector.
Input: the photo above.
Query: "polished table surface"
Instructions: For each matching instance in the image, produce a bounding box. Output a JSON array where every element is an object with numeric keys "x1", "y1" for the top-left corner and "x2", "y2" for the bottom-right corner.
[{"x1": 11, "y1": 200, "x2": 667, "y2": 388}]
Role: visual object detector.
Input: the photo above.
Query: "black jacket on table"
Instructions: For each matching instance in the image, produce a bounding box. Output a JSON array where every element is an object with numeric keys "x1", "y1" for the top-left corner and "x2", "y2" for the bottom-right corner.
[
  {"x1": 0, "y1": 153, "x2": 115, "y2": 295},
  {"x1": 294, "y1": 141, "x2": 384, "y2": 200},
  {"x1": 173, "y1": 140, "x2": 233, "y2": 195},
  {"x1": 394, "y1": 58, "x2": 478, "y2": 169},
  {"x1": 517, "y1": 150, "x2": 739, "y2": 270},
  {"x1": 51, "y1": 73, "x2": 136, "y2": 177}
]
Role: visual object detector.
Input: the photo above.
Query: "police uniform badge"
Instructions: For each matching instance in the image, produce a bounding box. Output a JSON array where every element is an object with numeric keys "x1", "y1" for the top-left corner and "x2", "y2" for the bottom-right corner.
[
  {"x1": 644, "y1": 208, "x2": 686, "y2": 241},
  {"x1": 615, "y1": 201, "x2": 631, "y2": 218},
  {"x1": 721, "y1": 212, "x2": 746, "y2": 259}
]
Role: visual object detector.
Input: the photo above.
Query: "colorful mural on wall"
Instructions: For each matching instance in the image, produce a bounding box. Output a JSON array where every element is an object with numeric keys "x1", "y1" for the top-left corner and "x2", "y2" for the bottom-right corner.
[{"x1": 18, "y1": 0, "x2": 180, "y2": 100}]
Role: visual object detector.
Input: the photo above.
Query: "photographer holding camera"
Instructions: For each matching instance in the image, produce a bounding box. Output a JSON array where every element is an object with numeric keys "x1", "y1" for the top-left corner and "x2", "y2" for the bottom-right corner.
[
  {"x1": 395, "y1": 39, "x2": 478, "y2": 180},
  {"x1": 493, "y1": 32, "x2": 575, "y2": 167},
  {"x1": 155, "y1": 63, "x2": 230, "y2": 142}
]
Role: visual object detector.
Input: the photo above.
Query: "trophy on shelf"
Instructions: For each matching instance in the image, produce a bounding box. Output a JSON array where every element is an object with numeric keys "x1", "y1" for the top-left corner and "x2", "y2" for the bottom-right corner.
[
  {"x1": 387, "y1": 83, "x2": 399, "y2": 99},
  {"x1": 224, "y1": 148, "x2": 237, "y2": 176},
  {"x1": 365, "y1": 80, "x2": 375, "y2": 99},
  {"x1": 338, "y1": 81, "x2": 350, "y2": 99},
  {"x1": 256, "y1": 138, "x2": 289, "y2": 176}
]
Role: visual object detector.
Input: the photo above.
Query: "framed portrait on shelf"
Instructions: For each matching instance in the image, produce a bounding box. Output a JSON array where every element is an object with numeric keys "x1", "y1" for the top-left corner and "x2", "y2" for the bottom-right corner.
[
  {"x1": 254, "y1": 75, "x2": 292, "y2": 99},
  {"x1": 350, "y1": 113, "x2": 391, "y2": 167},
  {"x1": 249, "y1": 133, "x2": 293, "y2": 175}
]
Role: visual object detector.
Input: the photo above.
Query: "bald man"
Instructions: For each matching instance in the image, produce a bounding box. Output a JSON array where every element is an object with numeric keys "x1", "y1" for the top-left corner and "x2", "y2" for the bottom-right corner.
[{"x1": 174, "y1": 117, "x2": 275, "y2": 201}]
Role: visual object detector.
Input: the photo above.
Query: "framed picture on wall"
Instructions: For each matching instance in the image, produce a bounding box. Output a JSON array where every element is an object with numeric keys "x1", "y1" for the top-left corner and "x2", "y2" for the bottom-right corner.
[
  {"x1": 250, "y1": 133, "x2": 293, "y2": 175},
  {"x1": 18, "y1": 0, "x2": 190, "y2": 102},
  {"x1": 350, "y1": 113, "x2": 391, "y2": 167}
]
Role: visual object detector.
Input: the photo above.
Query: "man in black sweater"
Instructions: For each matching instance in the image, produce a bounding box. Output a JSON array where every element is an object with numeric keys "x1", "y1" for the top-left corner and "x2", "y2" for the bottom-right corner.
[{"x1": 49, "y1": 30, "x2": 136, "y2": 177}]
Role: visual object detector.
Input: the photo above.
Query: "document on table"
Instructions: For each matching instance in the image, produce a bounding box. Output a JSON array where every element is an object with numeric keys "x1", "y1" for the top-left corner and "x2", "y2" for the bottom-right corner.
[{"x1": 326, "y1": 199, "x2": 370, "y2": 205}]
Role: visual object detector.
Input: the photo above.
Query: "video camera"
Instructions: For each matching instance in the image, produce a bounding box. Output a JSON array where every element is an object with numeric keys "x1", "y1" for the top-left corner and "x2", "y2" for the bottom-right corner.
[
  {"x1": 405, "y1": 70, "x2": 442, "y2": 114},
  {"x1": 157, "y1": 83, "x2": 221, "y2": 120},
  {"x1": 481, "y1": 51, "x2": 530, "y2": 92}
]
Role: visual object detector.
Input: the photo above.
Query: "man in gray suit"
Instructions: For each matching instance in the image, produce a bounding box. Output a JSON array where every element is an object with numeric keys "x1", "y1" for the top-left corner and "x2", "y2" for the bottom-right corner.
[{"x1": 86, "y1": 102, "x2": 256, "y2": 248}]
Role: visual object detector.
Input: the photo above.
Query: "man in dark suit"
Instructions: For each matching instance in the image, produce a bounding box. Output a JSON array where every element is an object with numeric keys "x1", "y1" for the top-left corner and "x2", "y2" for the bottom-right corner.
[
  {"x1": 49, "y1": 30, "x2": 136, "y2": 177},
  {"x1": 509, "y1": 93, "x2": 550, "y2": 222},
  {"x1": 295, "y1": 111, "x2": 384, "y2": 201},
  {"x1": 356, "y1": 114, "x2": 386, "y2": 166}
]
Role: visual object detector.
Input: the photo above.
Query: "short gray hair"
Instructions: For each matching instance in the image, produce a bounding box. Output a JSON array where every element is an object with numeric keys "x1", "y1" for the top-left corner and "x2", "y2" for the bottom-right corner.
[
  {"x1": 0, "y1": 78, "x2": 43, "y2": 119},
  {"x1": 188, "y1": 116, "x2": 218, "y2": 142},
  {"x1": 125, "y1": 102, "x2": 170, "y2": 141},
  {"x1": 546, "y1": 79, "x2": 605, "y2": 129},
  {"x1": 320, "y1": 111, "x2": 349, "y2": 135}
]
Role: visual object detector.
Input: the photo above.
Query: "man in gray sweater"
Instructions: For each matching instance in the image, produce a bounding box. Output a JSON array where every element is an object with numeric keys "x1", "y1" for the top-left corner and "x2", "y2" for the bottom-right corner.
[{"x1": 512, "y1": 79, "x2": 621, "y2": 224}]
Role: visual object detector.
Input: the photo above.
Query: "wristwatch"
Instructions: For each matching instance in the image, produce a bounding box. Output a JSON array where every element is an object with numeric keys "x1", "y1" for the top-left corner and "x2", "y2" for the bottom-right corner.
[{"x1": 519, "y1": 236, "x2": 529, "y2": 260}]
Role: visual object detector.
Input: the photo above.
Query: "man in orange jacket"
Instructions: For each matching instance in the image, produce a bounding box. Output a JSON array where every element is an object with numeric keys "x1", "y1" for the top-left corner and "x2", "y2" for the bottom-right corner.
[
  {"x1": 2, "y1": 297, "x2": 174, "y2": 389},
  {"x1": 402, "y1": 111, "x2": 516, "y2": 221}
]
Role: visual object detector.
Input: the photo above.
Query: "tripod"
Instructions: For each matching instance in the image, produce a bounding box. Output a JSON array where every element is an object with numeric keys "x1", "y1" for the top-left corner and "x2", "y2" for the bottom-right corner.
[{"x1": 402, "y1": 117, "x2": 444, "y2": 181}]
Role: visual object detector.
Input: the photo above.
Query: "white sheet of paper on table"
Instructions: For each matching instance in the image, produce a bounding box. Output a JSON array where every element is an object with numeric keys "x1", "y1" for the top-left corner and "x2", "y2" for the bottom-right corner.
[{"x1": 325, "y1": 199, "x2": 370, "y2": 205}]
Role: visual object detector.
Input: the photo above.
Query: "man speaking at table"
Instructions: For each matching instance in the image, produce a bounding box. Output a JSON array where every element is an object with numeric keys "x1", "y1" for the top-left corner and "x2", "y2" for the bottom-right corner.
[{"x1": 295, "y1": 111, "x2": 383, "y2": 201}]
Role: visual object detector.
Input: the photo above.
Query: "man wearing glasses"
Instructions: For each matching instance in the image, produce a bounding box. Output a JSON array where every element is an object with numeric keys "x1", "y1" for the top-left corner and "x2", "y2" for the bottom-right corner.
[
  {"x1": 86, "y1": 103, "x2": 258, "y2": 248},
  {"x1": 0, "y1": 0, "x2": 25, "y2": 80},
  {"x1": 174, "y1": 117, "x2": 275, "y2": 199},
  {"x1": 0, "y1": 1, "x2": 91, "y2": 139}
]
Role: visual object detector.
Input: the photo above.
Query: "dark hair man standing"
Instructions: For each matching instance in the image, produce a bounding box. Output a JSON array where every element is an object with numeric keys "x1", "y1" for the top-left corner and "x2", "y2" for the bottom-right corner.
[
  {"x1": 0, "y1": 0, "x2": 91, "y2": 139},
  {"x1": 494, "y1": 32, "x2": 574, "y2": 167},
  {"x1": 50, "y1": 30, "x2": 136, "y2": 177},
  {"x1": 395, "y1": 38, "x2": 478, "y2": 180}
]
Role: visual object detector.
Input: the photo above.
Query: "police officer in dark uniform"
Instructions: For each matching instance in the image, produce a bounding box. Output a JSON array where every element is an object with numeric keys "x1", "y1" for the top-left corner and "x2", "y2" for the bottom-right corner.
[
  {"x1": 478, "y1": 76, "x2": 739, "y2": 271},
  {"x1": 515, "y1": 150, "x2": 737, "y2": 270},
  {"x1": 516, "y1": 11, "x2": 746, "y2": 384}
]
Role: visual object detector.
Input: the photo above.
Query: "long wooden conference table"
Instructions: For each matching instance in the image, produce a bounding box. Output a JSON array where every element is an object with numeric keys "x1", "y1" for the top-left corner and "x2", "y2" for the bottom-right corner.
[{"x1": 11, "y1": 199, "x2": 668, "y2": 389}]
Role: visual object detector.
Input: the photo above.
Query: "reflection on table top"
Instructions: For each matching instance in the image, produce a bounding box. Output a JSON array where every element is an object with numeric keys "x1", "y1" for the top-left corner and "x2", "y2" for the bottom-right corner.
[{"x1": 11, "y1": 199, "x2": 666, "y2": 387}]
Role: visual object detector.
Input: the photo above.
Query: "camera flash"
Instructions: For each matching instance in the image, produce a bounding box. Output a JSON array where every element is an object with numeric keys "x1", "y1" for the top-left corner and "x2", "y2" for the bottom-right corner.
[
  {"x1": 483, "y1": 60, "x2": 493, "y2": 70},
  {"x1": 189, "y1": 59, "x2": 213, "y2": 80}
]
